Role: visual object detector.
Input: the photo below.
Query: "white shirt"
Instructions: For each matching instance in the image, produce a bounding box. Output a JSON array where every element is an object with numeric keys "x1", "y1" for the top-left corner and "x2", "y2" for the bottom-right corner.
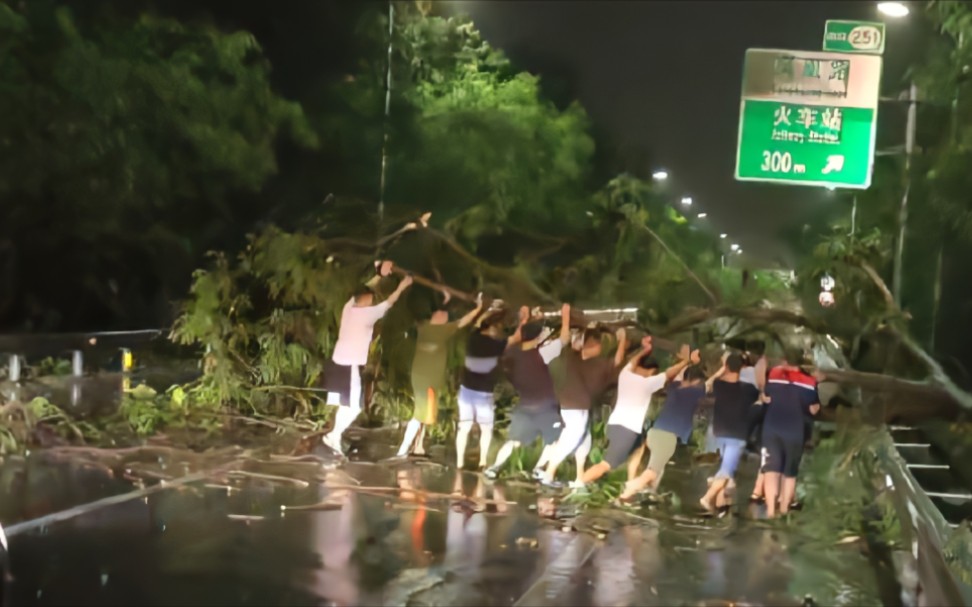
[
  {"x1": 538, "y1": 339, "x2": 564, "y2": 365},
  {"x1": 608, "y1": 366, "x2": 667, "y2": 433},
  {"x1": 739, "y1": 367, "x2": 757, "y2": 386},
  {"x1": 331, "y1": 298, "x2": 392, "y2": 366}
]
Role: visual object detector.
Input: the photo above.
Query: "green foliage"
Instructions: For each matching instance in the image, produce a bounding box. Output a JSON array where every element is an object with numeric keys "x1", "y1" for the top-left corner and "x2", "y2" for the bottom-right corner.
[
  {"x1": 0, "y1": 0, "x2": 316, "y2": 330},
  {"x1": 34, "y1": 356, "x2": 72, "y2": 377}
]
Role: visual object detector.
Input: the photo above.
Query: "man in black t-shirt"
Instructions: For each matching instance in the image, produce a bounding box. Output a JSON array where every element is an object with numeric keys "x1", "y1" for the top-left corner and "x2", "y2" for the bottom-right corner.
[
  {"x1": 700, "y1": 353, "x2": 760, "y2": 512},
  {"x1": 484, "y1": 304, "x2": 571, "y2": 480},
  {"x1": 455, "y1": 308, "x2": 521, "y2": 469}
]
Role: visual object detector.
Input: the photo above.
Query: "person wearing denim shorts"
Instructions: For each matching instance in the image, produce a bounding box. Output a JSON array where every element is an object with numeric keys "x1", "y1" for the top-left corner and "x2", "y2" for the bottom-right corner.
[{"x1": 700, "y1": 353, "x2": 760, "y2": 512}]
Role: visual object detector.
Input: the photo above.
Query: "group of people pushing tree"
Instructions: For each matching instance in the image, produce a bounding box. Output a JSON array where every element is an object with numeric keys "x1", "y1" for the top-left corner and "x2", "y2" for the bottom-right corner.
[{"x1": 321, "y1": 258, "x2": 820, "y2": 518}]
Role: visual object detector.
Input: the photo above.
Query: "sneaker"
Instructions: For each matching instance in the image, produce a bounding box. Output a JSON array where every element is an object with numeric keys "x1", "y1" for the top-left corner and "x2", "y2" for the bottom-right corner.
[
  {"x1": 541, "y1": 478, "x2": 564, "y2": 490},
  {"x1": 531, "y1": 468, "x2": 545, "y2": 481},
  {"x1": 699, "y1": 497, "x2": 716, "y2": 513},
  {"x1": 568, "y1": 480, "x2": 586, "y2": 490},
  {"x1": 483, "y1": 467, "x2": 499, "y2": 480}
]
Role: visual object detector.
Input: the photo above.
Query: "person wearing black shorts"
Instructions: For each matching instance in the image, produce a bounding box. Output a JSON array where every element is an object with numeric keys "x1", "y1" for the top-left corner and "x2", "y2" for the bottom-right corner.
[
  {"x1": 484, "y1": 304, "x2": 571, "y2": 480},
  {"x1": 760, "y1": 348, "x2": 820, "y2": 518}
]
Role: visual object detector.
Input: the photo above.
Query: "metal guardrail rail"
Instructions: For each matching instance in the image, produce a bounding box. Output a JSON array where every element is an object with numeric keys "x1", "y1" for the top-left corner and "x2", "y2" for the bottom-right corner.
[
  {"x1": 870, "y1": 427, "x2": 972, "y2": 606},
  {"x1": 0, "y1": 329, "x2": 165, "y2": 381}
]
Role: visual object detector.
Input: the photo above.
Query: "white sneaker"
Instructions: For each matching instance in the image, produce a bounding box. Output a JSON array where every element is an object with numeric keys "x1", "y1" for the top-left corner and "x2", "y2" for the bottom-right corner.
[{"x1": 568, "y1": 480, "x2": 586, "y2": 490}]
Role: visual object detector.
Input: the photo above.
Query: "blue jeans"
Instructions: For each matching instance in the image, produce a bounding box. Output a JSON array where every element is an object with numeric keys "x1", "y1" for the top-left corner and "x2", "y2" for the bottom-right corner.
[{"x1": 714, "y1": 437, "x2": 747, "y2": 479}]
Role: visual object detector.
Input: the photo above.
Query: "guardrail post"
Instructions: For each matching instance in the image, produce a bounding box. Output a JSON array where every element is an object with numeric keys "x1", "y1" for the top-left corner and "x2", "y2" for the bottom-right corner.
[
  {"x1": 7, "y1": 355, "x2": 21, "y2": 383},
  {"x1": 71, "y1": 350, "x2": 83, "y2": 378}
]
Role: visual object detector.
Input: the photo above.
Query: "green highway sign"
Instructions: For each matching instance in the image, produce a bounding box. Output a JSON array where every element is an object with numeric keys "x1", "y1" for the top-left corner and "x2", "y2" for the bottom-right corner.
[
  {"x1": 823, "y1": 20, "x2": 885, "y2": 54},
  {"x1": 734, "y1": 49, "x2": 883, "y2": 189}
]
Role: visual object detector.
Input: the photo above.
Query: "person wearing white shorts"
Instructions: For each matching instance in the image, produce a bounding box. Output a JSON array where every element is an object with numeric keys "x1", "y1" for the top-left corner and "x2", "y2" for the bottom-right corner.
[{"x1": 455, "y1": 311, "x2": 517, "y2": 469}]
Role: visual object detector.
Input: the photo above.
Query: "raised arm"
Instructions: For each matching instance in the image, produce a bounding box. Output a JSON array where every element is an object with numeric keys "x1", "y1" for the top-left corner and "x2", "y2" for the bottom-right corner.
[
  {"x1": 558, "y1": 303, "x2": 572, "y2": 345},
  {"x1": 457, "y1": 292, "x2": 485, "y2": 329},
  {"x1": 705, "y1": 352, "x2": 730, "y2": 393},
  {"x1": 664, "y1": 348, "x2": 700, "y2": 383},
  {"x1": 506, "y1": 305, "x2": 531, "y2": 349},
  {"x1": 384, "y1": 274, "x2": 413, "y2": 306},
  {"x1": 613, "y1": 328, "x2": 628, "y2": 368}
]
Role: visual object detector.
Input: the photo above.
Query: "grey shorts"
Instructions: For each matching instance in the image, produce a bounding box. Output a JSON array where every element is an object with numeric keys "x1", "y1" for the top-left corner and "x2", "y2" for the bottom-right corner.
[
  {"x1": 509, "y1": 408, "x2": 563, "y2": 445},
  {"x1": 603, "y1": 425, "x2": 644, "y2": 468}
]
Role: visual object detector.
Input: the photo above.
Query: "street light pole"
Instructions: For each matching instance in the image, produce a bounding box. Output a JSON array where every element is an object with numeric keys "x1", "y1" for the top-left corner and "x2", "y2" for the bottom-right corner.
[
  {"x1": 891, "y1": 79, "x2": 917, "y2": 308},
  {"x1": 377, "y1": 1, "x2": 395, "y2": 228}
]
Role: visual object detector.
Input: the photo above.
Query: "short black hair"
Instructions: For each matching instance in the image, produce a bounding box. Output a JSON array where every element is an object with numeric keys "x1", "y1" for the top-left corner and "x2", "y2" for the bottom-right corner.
[
  {"x1": 583, "y1": 330, "x2": 601, "y2": 345},
  {"x1": 784, "y1": 346, "x2": 807, "y2": 366},
  {"x1": 353, "y1": 285, "x2": 375, "y2": 300},
  {"x1": 684, "y1": 365, "x2": 706, "y2": 383},
  {"x1": 521, "y1": 321, "x2": 545, "y2": 342},
  {"x1": 726, "y1": 353, "x2": 744, "y2": 373},
  {"x1": 638, "y1": 356, "x2": 660, "y2": 371}
]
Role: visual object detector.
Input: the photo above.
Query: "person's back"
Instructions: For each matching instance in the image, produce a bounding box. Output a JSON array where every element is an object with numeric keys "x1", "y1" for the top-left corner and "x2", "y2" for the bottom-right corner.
[
  {"x1": 462, "y1": 330, "x2": 507, "y2": 392},
  {"x1": 763, "y1": 366, "x2": 817, "y2": 440},
  {"x1": 507, "y1": 346, "x2": 558, "y2": 411},
  {"x1": 653, "y1": 380, "x2": 706, "y2": 444},
  {"x1": 712, "y1": 379, "x2": 760, "y2": 440}
]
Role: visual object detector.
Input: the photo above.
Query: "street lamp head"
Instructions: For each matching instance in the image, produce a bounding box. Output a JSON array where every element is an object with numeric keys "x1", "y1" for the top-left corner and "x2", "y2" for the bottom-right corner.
[
  {"x1": 681, "y1": 196, "x2": 693, "y2": 206},
  {"x1": 652, "y1": 170, "x2": 669, "y2": 181},
  {"x1": 877, "y1": 2, "x2": 909, "y2": 18},
  {"x1": 720, "y1": 233, "x2": 728, "y2": 239},
  {"x1": 737, "y1": 249, "x2": 743, "y2": 254},
  {"x1": 697, "y1": 213, "x2": 707, "y2": 219},
  {"x1": 730, "y1": 243, "x2": 740, "y2": 251}
]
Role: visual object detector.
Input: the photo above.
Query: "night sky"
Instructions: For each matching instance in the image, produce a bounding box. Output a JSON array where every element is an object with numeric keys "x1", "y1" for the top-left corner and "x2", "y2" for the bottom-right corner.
[{"x1": 446, "y1": 1, "x2": 920, "y2": 265}]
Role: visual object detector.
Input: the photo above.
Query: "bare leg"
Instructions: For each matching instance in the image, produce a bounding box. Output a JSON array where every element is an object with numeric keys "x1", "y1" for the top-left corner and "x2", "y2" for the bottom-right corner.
[
  {"x1": 574, "y1": 433, "x2": 592, "y2": 483},
  {"x1": 752, "y1": 472, "x2": 765, "y2": 499},
  {"x1": 580, "y1": 461, "x2": 612, "y2": 485},
  {"x1": 413, "y1": 425, "x2": 427, "y2": 455},
  {"x1": 779, "y1": 476, "x2": 797, "y2": 515},
  {"x1": 490, "y1": 440, "x2": 520, "y2": 470},
  {"x1": 535, "y1": 442, "x2": 555, "y2": 470},
  {"x1": 621, "y1": 468, "x2": 657, "y2": 500},
  {"x1": 701, "y1": 478, "x2": 728, "y2": 512},
  {"x1": 396, "y1": 419, "x2": 422, "y2": 457},
  {"x1": 455, "y1": 421, "x2": 474, "y2": 468},
  {"x1": 626, "y1": 444, "x2": 646, "y2": 482},
  {"x1": 478, "y1": 423, "x2": 493, "y2": 469},
  {"x1": 763, "y1": 472, "x2": 781, "y2": 518}
]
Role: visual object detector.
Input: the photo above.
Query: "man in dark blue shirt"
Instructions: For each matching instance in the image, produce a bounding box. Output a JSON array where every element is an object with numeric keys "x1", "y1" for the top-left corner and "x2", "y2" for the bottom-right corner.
[
  {"x1": 760, "y1": 349, "x2": 820, "y2": 517},
  {"x1": 620, "y1": 355, "x2": 705, "y2": 500}
]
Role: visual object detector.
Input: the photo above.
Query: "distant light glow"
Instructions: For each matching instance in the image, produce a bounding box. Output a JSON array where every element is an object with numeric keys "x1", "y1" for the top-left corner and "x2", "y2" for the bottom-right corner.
[
  {"x1": 730, "y1": 243, "x2": 740, "y2": 252},
  {"x1": 697, "y1": 213, "x2": 707, "y2": 219},
  {"x1": 877, "y1": 2, "x2": 909, "y2": 18},
  {"x1": 737, "y1": 249, "x2": 743, "y2": 254},
  {"x1": 720, "y1": 233, "x2": 727, "y2": 239},
  {"x1": 681, "y1": 196, "x2": 693, "y2": 206},
  {"x1": 825, "y1": 185, "x2": 837, "y2": 192},
  {"x1": 652, "y1": 170, "x2": 669, "y2": 181}
]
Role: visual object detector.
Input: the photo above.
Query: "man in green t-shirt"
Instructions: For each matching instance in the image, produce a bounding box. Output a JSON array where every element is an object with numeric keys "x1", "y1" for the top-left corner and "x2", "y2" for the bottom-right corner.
[{"x1": 394, "y1": 292, "x2": 483, "y2": 458}]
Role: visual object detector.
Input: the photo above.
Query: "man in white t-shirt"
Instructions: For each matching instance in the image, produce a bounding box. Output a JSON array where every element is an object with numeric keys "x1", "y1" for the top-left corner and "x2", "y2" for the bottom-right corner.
[
  {"x1": 322, "y1": 266, "x2": 413, "y2": 455},
  {"x1": 576, "y1": 340, "x2": 694, "y2": 486}
]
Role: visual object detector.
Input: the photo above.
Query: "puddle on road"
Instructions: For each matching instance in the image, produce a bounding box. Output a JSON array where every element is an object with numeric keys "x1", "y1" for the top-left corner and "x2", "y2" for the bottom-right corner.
[{"x1": 3, "y1": 439, "x2": 889, "y2": 607}]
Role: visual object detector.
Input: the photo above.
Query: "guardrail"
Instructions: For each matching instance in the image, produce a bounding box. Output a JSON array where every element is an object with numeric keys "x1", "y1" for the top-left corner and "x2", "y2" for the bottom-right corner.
[
  {"x1": 866, "y1": 426, "x2": 972, "y2": 606},
  {"x1": 0, "y1": 329, "x2": 164, "y2": 381}
]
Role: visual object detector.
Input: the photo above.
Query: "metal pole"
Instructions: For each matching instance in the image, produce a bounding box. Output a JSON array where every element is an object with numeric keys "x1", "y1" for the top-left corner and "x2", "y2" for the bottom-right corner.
[
  {"x1": 892, "y1": 80, "x2": 918, "y2": 309},
  {"x1": 377, "y1": 1, "x2": 394, "y2": 227}
]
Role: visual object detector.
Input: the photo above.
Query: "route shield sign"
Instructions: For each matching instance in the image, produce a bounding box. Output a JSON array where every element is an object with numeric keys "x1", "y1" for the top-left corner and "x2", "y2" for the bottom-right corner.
[
  {"x1": 734, "y1": 49, "x2": 882, "y2": 189},
  {"x1": 823, "y1": 20, "x2": 885, "y2": 54}
]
